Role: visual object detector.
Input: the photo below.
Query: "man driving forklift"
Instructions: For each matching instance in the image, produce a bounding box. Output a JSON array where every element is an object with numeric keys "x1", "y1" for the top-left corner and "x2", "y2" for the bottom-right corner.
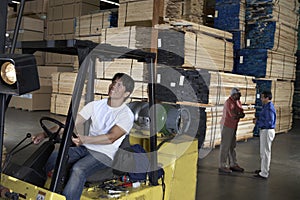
[{"x1": 32, "y1": 73, "x2": 135, "y2": 200}]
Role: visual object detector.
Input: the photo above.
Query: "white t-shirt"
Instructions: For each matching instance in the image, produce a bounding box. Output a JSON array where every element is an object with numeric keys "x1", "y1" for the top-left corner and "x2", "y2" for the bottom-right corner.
[{"x1": 78, "y1": 98, "x2": 134, "y2": 159}]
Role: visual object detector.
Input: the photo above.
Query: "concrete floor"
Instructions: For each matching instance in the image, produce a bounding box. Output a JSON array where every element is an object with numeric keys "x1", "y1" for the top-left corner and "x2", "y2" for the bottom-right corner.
[
  {"x1": 3, "y1": 107, "x2": 300, "y2": 200},
  {"x1": 197, "y1": 125, "x2": 300, "y2": 200}
]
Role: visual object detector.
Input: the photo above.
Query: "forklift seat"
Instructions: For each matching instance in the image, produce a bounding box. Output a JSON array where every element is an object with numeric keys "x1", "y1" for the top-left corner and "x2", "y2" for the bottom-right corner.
[{"x1": 85, "y1": 134, "x2": 132, "y2": 184}]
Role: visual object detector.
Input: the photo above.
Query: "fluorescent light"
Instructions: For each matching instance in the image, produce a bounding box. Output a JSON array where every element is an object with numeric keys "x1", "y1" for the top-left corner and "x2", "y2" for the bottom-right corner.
[
  {"x1": 11, "y1": 1, "x2": 20, "y2": 4},
  {"x1": 101, "y1": 0, "x2": 120, "y2": 6}
]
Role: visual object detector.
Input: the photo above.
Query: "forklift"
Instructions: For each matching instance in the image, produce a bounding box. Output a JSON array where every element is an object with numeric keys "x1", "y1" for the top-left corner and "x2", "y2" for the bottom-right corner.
[{"x1": 0, "y1": 0, "x2": 199, "y2": 199}]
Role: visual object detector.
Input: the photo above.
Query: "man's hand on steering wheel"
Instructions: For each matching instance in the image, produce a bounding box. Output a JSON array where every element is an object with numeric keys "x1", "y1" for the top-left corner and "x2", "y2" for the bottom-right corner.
[{"x1": 32, "y1": 117, "x2": 65, "y2": 145}]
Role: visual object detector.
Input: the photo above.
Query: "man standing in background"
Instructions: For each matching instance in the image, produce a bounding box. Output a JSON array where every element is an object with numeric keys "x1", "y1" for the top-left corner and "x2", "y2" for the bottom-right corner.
[
  {"x1": 219, "y1": 87, "x2": 245, "y2": 174},
  {"x1": 254, "y1": 91, "x2": 276, "y2": 179}
]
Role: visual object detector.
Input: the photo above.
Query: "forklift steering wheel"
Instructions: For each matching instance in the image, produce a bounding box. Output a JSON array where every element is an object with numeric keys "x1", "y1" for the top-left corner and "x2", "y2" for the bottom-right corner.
[{"x1": 40, "y1": 116, "x2": 65, "y2": 138}]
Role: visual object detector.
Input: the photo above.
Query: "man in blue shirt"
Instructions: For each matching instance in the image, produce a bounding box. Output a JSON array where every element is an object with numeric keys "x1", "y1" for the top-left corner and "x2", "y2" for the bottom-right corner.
[{"x1": 254, "y1": 91, "x2": 276, "y2": 179}]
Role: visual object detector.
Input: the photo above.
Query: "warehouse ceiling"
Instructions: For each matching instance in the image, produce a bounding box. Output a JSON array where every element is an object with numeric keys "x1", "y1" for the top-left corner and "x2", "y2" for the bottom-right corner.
[{"x1": 100, "y1": 0, "x2": 119, "y2": 10}]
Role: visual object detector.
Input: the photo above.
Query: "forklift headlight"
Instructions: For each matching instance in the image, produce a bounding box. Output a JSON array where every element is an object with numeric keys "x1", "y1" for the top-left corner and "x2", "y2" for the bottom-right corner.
[
  {"x1": 1, "y1": 61, "x2": 17, "y2": 85},
  {"x1": 0, "y1": 54, "x2": 40, "y2": 95}
]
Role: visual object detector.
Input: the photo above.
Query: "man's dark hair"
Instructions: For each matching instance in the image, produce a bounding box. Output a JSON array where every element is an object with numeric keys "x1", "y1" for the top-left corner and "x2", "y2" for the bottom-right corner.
[
  {"x1": 112, "y1": 73, "x2": 135, "y2": 94},
  {"x1": 261, "y1": 91, "x2": 272, "y2": 100}
]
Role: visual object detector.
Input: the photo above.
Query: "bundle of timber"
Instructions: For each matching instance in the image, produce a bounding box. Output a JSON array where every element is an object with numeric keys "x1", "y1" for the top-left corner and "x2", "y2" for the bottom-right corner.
[
  {"x1": 75, "y1": 9, "x2": 117, "y2": 37},
  {"x1": 214, "y1": 0, "x2": 246, "y2": 31},
  {"x1": 245, "y1": 21, "x2": 297, "y2": 55},
  {"x1": 208, "y1": 71, "x2": 256, "y2": 105},
  {"x1": 101, "y1": 26, "x2": 152, "y2": 49},
  {"x1": 94, "y1": 79, "x2": 148, "y2": 100},
  {"x1": 6, "y1": 16, "x2": 45, "y2": 41},
  {"x1": 155, "y1": 66, "x2": 256, "y2": 105},
  {"x1": 155, "y1": 66, "x2": 210, "y2": 103},
  {"x1": 254, "y1": 78, "x2": 294, "y2": 133},
  {"x1": 38, "y1": 65, "x2": 75, "y2": 87},
  {"x1": 204, "y1": 105, "x2": 255, "y2": 148},
  {"x1": 51, "y1": 93, "x2": 104, "y2": 116},
  {"x1": 118, "y1": 0, "x2": 159, "y2": 27},
  {"x1": 21, "y1": 0, "x2": 48, "y2": 15},
  {"x1": 52, "y1": 72, "x2": 79, "y2": 95},
  {"x1": 157, "y1": 21, "x2": 234, "y2": 71},
  {"x1": 213, "y1": 0, "x2": 246, "y2": 50},
  {"x1": 245, "y1": 0, "x2": 299, "y2": 27},
  {"x1": 179, "y1": 31, "x2": 233, "y2": 71},
  {"x1": 45, "y1": 52, "x2": 79, "y2": 68},
  {"x1": 164, "y1": 0, "x2": 205, "y2": 24},
  {"x1": 51, "y1": 93, "x2": 85, "y2": 116},
  {"x1": 254, "y1": 79, "x2": 294, "y2": 108},
  {"x1": 95, "y1": 58, "x2": 146, "y2": 81},
  {"x1": 275, "y1": 106, "x2": 293, "y2": 133},
  {"x1": 118, "y1": 0, "x2": 205, "y2": 27},
  {"x1": 234, "y1": 49, "x2": 296, "y2": 80},
  {"x1": 157, "y1": 28, "x2": 185, "y2": 66}
]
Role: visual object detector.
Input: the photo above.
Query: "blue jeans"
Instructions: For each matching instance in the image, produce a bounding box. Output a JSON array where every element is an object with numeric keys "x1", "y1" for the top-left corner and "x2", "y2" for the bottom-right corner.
[{"x1": 46, "y1": 146, "x2": 112, "y2": 200}]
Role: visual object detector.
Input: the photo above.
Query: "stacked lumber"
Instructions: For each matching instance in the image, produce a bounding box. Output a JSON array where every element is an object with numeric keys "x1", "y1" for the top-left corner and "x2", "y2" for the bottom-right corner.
[
  {"x1": 224, "y1": 0, "x2": 299, "y2": 133},
  {"x1": 173, "y1": 0, "x2": 205, "y2": 25},
  {"x1": 157, "y1": 21, "x2": 234, "y2": 71},
  {"x1": 276, "y1": 106, "x2": 293, "y2": 133},
  {"x1": 45, "y1": 52, "x2": 78, "y2": 67},
  {"x1": 235, "y1": 49, "x2": 296, "y2": 80},
  {"x1": 183, "y1": 31, "x2": 233, "y2": 72},
  {"x1": 46, "y1": 0, "x2": 100, "y2": 40},
  {"x1": 51, "y1": 93, "x2": 85, "y2": 116},
  {"x1": 254, "y1": 79, "x2": 294, "y2": 108},
  {"x1": 245, "y1": 0, "x2": 299, "y2": 55},
  {"x1": 213, "y1": 0, "x2": 246, "y2": 51},
  {"x1": 52, "y1": 72, "x2": 79, "y2": 94},
  {"x1": 94, "y1": 57, "x2": 149, "y2": 100},
  {"x1": 208, "y1": 71, "x2": 256, "y2": 105},
  {"x1": 245, "y1": 0, "x2": 299, "y2": 27},
  {"x1": 204, "y1": 105, "x2": 255, "y2": 148},
  {"x1": 101, "y1": 26, "x2": 152, "y2": 49},
  {"x1": 95, "y1": 58, "x2": 146, "y2": 81},
  {"x1": 6, "y1": 16, "x2": 44, "y2": 42},
  {"x1": 75, "y1": 10, "x2": 117, "y2": 37},
  {"x1": 51, "y1": 72, "x2": 84, "y2": 115},
  {"x1": 254, "y1": 78, "x2": 294, "y2": 133},
  {"x1": 214, "y1": 0, "x2": 246, "y2": 31},
  {"x1": 155, "y1": 66, "x2": 256, "y2": 147},
  {"x1": 155, "y1": 67, "x2": 210, "y2": 103},
  {"x1": 94, "y1": 79, "x2": 148, "y2": 100},
  {"x1": 51, "y1": 93, "x2": 106, "y2": 116},
  {"x1": 245, "y1": 21, "x2": 298, "y2": 55},
  {"x1": 155, "y1": 66, "x2": 256, "y2": 105},
  {"x1": 118, "y1": 0, "x2": 206, "y2": 27},
  {"x1": 118, "y1": 0, "x2": 156, "y2": 27},
  {"x1": 101, "y1": 24, "x2": 234, "y2": 72}
]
